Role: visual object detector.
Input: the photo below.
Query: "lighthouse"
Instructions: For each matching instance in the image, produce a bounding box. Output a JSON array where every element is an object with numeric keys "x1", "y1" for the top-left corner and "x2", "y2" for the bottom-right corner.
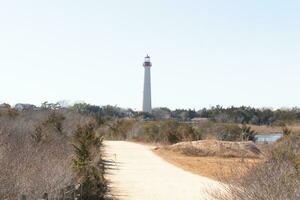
[{"x1": 143, "y1": 55, "x2": 152, "y2": 113}]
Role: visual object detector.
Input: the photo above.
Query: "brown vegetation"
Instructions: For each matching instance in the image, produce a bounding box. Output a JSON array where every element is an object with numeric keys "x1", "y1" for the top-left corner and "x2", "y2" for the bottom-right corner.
[
  {"x1": 154, "y1": 139, "x2": 262, "y2": 180},
  {"x1": 164, "y1": 140, "x2": 262, "y2": 158},
  {"x1": 0, "y1": 108, "x2": 107, "y2": 199},
  {"x1": 154, "y1": 148, "x2": 261, "y2": 180},
  {"x1": 105, "y1": 120, "x2": 201, "y2": 144},
  {"x1": 210, "y1": 133, "x2": 300, "y2": 200},
  {"x1": 2, "y1": 102, "x2": 298, "y2": 199},
  {"x1": 248, "y1": 122, "x2": 300, "y2": 134}
]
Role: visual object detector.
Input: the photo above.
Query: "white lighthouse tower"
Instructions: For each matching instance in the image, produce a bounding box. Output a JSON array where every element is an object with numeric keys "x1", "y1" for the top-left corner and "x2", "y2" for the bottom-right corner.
[{"x1": 143, "y1": 55, "x2": 152, "y2": 113}]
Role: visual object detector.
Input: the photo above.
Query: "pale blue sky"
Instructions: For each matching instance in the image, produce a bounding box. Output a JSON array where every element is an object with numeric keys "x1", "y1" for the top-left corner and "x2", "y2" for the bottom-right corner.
[{"x1": 0, "y1": 0, "x2": 299, "y2": 110}]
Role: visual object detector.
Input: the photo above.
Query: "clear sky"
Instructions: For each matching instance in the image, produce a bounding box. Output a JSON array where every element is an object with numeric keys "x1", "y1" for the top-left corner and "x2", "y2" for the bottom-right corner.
[{"x1": 0, "y1": 0, "x2": 300, "y2": 110}]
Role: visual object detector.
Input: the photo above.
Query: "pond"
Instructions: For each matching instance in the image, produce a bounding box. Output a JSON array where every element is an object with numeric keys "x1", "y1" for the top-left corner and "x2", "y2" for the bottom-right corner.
[{"x1": 254, "y1": 133, "x2": 283, "y2": 144}]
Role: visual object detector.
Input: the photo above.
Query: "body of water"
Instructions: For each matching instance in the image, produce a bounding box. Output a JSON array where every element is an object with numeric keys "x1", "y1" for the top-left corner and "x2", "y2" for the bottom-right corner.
[{"x1": 254, "y1": 133, "x2": 283, "y2": 144}]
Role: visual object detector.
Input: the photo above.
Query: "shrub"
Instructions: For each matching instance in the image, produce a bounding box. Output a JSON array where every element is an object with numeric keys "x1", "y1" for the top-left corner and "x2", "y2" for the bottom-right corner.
[
  {"x1": 30, "y1": 112, "x2": 66, "y2": 144},
  {"x1": 241, "y1": 124, "x2": 256, "y2": 141},
  {"x1": 0, "y1": 110, "x2": 74, "y2": 199},
  {"x1": 72, "y1": 123, "x2": 106, "y2": 199},
  {"x1": 142, "y1": 122, "x2": 160, "y2": 142},
  {"x1": 0, "y1": 107, "x2": 19, "y2": 118},
  {"x1": 45, "y1": 111, "x2": 65, "y2": 133},
  {"x1": 72, "y1": 123, "x2": 102, "y2": 172},
  {"x1": 160, "y1": 120, "x2": 181, "y2": 144},
  {"x1": 105, "y1": 119, "x2": 200, "y2": 144},
  {"x1": 107, "y1": 119, "x2": 135, "y2": 140},
  {"x1": 177, "y1": 123, "x2": 198, "y2": 141},
  {"x1": 217, "y1": 124, "x2": 242, "y2": 141},
  {"x1": 159, "y1": 120, "x2": 199, "y2": 144},
  {"x1": 31, "y1": 124, "x2": 44, "y2": 143},
  {"x1": 211, "y1": 133, "x2": 300, "y2": 200},
  {"x1": 0, "y1": 109, "x2": 105, "y2": 199},
  {"x1": 282, "y1": 126, "x2": 292, "y2": 136},
  {"x1": 7, "y1": 108, "x2": 19, "y2": 118}
]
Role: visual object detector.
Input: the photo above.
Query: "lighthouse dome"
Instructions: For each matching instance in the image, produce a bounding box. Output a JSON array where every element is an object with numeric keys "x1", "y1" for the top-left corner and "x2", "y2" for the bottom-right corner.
[{"x1": 143, "y1": 54, "x2": 152, "y2": 67}]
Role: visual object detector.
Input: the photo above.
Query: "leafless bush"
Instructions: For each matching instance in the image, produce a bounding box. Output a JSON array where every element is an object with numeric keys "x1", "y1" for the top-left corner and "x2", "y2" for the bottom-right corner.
[
  {"x1": 0, "y1": 109, "x2": 100, "y2": 199},
  {"x1": 0, "y1": 106, "x2": 19, "y2": 118},
  {"x1": 210, "y1": 133, "x2": 300, "y2": 200}
]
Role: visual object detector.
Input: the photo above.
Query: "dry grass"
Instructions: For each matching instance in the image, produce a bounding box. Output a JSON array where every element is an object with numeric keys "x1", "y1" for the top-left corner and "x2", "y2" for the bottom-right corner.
[
  {"x1": 247, "y1": 124, "x2": 282, "y2": 133},
  {"x1": 248, "y1": 123, "x2": 300, "y2": 134},
  {"x1": 165, "y1": 140, "x2": 262, "y2": 158},
  {"x1": 154, "y1": 147, "x2": 262, "y2": 180},
  {"x1": 209, "y1": 133, "x2": 300, "y2": 200}
]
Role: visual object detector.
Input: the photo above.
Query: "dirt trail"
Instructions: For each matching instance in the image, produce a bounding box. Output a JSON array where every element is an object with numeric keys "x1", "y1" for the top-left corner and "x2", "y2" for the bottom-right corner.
[{"x1": 104, "y1": 141, "x2": 222, "y2": 200}]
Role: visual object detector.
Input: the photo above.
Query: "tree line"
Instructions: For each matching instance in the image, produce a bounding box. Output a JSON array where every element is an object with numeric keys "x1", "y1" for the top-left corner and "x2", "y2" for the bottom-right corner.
[
  {"x1": 71, "y1": 103, "x2": 300, "y2": 125},
  {"x1": 3, "y1": 102, "x2": 300, "y2": 125}
]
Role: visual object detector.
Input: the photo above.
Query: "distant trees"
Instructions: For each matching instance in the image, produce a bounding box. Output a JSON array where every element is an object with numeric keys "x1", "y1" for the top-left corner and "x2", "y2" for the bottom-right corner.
[
  {"x1": 41, "y1": 101, "x2": 61, "y2": 110},
  {"x1": 4, "y1": 101, "x2": 300, "y2": 125},
  {"x1": 72, "y1": 103, "x2": 136, "y2": 120},
  {"x1": 152, "y1": 107, "x2": 171, "y2": 120},
  {"x1": 171, "y1": 109, "x2": 199, "y2": 121},
  {"x1": 198, "y1": 106, "x2": 300, "y2": 125},
  {"x1": 136, "y1": 106, "x2": 300, "y2": 125}
]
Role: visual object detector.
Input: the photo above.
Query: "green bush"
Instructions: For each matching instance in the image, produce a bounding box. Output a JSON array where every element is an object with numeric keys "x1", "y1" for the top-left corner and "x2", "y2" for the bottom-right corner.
[
  {"x1": 107, "y1": 119, "x2": 135, "y2": 140},
  {"x1": 160, "y1": 120, "x2": 181, "y2": 144},
  {"x1": 217, "y1": 124, "x2": 242, "y2": 141},
  {"x1": 241, "y1": 124, "x2": 256, "y2": 141},
  {"x1": 72, "y1": 123, "x2": 106, "y2": 199},
  {"x1": 177, "y1": 123, "x2": 199, "y2": 141},
  {"x1": 158, "y1": 120, "x2": 199, "y2": 144},
  {"x1": 142, "y1": 122, "x2": 160, "y2": 142},
  {"x1": 72, "y1": 123, "x2": 102, "y2": 173},
  {"x1": 105, "y1": 119, "x2": 201, "y2": 144}
]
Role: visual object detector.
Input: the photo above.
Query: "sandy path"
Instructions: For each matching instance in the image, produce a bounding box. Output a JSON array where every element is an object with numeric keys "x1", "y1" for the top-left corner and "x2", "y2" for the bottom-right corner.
[{"x1": 104, "y1": 141, "x2": 222, "y2": 200}]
